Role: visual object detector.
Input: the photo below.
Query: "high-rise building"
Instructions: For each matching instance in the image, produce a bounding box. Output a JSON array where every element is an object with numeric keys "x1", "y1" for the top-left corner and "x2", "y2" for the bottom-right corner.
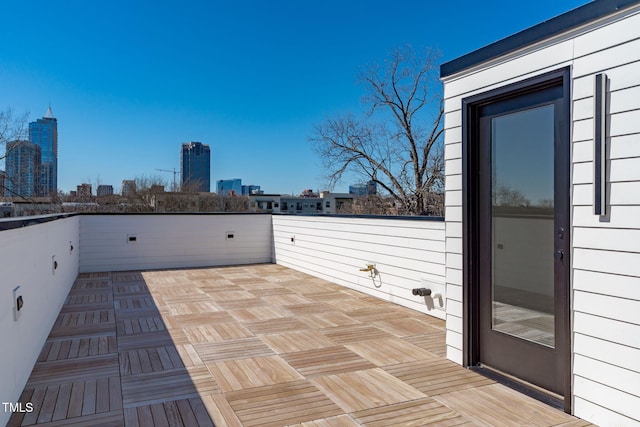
[
  {"x1": 181, "y1": 142, "x2": 210, "y2": 192},
  {"x1": 29, "y1": 107, "x2": 58, "y2": 196},
  {"x1": 4, "y1": 140, "x2": 41, "y2": 197},
  {"x1": 217, "y1": 179, "x2": 242, "y2": 195}
]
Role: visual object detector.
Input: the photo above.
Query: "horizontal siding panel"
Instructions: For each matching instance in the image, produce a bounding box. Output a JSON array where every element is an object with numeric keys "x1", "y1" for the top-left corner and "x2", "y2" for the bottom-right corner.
[
  {"x1": 445, "y1": 159, "x2": 462, "y2": 175},
  {"x1": 573, "y1": 11, "x2": 640, "y2": 58},
  {"x1": 574, "y1": 354, "x2": 640, "y2": 399},
  {"x1": 573, "y1": 37, "x2": 640, "y2": 79},
  {"x1": 574, "y1": 247, "x2": 640, "y2": 278},
  {"x1": 446, "y1": 268, "x2": 463, "y2": 288},
  {"x1": 445, "y1": 190, "x2": 462, "y2": 207},
  {"x1": 574, "y1": 333, "x2": 640, "y2": 373},
  {"x1": 444, "y1": 111, "x2": 462, "y2": 129},
  {"x1": 444, "y1": 206, "x2": 462, "y2": 223},
  {"x1": 573, "y1": 182, "x2": 640, "y2": 206},
  {"x1": 446, "y1": 237, "x2": 462, "y2": 255},
  {"x1": 574, "y1": 269, "x2": 640, "y2": 300},
  {"x1": 273, "y1": 238, "x2": 445, "y2": 278},
  {"x1": 610, "y1": 109, "x2": 640, "y2": 136},
  {"x1": 447, "y1": 283, "x2": 462, "y2": 302},
  {"x1": 611, "y1": 134, "x2": 640, "y2": 159},
  {"x1": 444, "y1": 174, "x2": 462, "y2": 192},
  {"x1": 445, "y1": 329, "x2": 462, "y2": 350},
  {"x1": 574, "y1": 396, "x2": 638, "y2": 427},
  {"x1": 574, "y1": 312, "x2": 640, "y2": 349},
  {"x1": 572, "y1": 162, "x2": 593, "y2": 184},
  {"x1": 573, "y1": 205, "x2": 640, "y2": 228},
  {"x1": 444, "y1": 142, "x2": 462, "y2": 161},
  {"x1": 573, "y1": 59, "x2": 640, "y2": 99},
  {"x1": 574, "y1": 289, "x2": 640, "y2": 325},
  {"x1": 574, "y1": 375, "x2": 640, "y2": 423},
  {"x1": 447, "y1": 346, "x2": 463, "y2": 365},
  {"x1": 445, "y1": 222, "x2": 462, "y2": 239},
  {"x1": 444, "y1": 127, "x2": 461, "y2": 145},
  {"x1": 573, "y1": 227, "x2": 640, "y2": 253}
]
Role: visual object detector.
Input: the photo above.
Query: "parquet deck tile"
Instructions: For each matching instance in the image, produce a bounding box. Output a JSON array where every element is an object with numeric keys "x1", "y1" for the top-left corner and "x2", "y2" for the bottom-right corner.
[
  {"x1": 350, "y1": 397, "x2": 472, "y2": 427},
  {"x1": 434, "y1": 383, "x2": 577, "y2": 426},
  {"x1": 244, "y1": 316, "x2": 310, "y2": 335},
  {"x1": 319, "y1": 324, "x2": 394, "y2": 344},
  {"x1": 10, "y1": 264, "x2": 590, "y2": 427},
  {"x1": 403, "y1": 331, "x2": 448, "y2": 358},
  {"x1": 311, "y1": 368, "x2": 427, "y2": 413},
  {"x1": 346, "y1": 337, "x2": 439, "y2": 367},
  {"x1": 225, "y1": 380, "x2": 343, "y2": 427},
  {"x1": 282, "y1": 346, "x2": 376, "y2": 378},
  {"x1": 260, "y1": 330, "x2": 338, "y2": 354}
]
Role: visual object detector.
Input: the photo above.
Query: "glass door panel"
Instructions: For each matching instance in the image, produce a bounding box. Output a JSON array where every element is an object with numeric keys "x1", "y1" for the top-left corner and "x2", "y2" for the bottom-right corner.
[{"x1": 490, "y1": 105, "x2": 555, "y2": 347}]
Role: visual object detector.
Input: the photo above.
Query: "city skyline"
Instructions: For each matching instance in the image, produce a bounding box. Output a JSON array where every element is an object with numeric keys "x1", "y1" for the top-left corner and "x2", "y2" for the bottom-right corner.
[{"x1": 1, "y1": 1, "x2": 588, "y2": 194}]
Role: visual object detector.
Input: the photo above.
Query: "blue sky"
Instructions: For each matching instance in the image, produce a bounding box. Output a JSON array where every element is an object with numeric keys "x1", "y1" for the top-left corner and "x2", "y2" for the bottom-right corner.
[{"x1": 1, "y1": 0, "x2": 588, "y2": 194}]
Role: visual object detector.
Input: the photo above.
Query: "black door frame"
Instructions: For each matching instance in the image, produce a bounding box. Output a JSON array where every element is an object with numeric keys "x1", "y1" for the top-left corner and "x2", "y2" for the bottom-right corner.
[{"x1": 461, "y1": 67, "x2": 571, "y2": 413}]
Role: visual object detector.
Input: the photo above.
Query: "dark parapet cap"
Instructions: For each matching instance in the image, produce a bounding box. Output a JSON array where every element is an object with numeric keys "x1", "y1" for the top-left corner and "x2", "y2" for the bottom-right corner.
[{"x1": 440, "y1": 0, "x2": 640, "y2": 78}]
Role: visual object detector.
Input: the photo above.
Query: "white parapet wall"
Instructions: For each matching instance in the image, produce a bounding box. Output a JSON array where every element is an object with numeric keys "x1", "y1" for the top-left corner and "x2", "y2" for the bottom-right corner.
[
  {"x1": 272, "y1": 214, "x2": 446, "y2": 319},
  {"x1": 79, "y1": 214, "x2": 274, "y2": 272},
  {"x1": 0, "y1": 215, "x2": 80, "y2": 426}
]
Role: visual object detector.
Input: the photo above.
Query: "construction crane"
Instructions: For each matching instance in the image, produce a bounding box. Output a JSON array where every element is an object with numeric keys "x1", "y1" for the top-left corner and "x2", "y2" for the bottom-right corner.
[{"x1": 155, "y1": 168, "x2": 178, "y2": 191}]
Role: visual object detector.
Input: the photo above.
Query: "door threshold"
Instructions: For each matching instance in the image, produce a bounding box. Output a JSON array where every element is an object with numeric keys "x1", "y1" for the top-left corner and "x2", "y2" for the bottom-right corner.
[{"x1": 469, "y1": 365, "x2": 565, "y2": 411}]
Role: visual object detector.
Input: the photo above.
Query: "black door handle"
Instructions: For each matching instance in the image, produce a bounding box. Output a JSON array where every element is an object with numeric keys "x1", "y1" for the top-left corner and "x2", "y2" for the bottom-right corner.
[{"x1": 554, "y1": 250, "x2": 564, "y2": 260}]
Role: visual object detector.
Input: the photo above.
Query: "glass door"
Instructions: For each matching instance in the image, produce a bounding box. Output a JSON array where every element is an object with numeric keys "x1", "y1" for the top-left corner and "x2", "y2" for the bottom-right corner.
[{"x1": 473, "y1": 77, "x2": 570, "y2": 400}]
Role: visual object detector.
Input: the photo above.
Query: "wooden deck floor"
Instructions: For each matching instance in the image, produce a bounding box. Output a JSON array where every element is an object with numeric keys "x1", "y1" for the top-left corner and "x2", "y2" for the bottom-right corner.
[{"x1": 9, "y1": 264, "x2": 592, "y2": 427}]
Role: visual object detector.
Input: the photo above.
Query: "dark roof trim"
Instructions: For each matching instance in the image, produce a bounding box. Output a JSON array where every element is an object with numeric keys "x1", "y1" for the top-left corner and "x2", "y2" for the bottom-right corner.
[
  {"x1": 273, "y1": 212, "x2": 445, "y2": 222},
  {"x1": 440, "y1": 0, "x2": 640, "y2": 78}
]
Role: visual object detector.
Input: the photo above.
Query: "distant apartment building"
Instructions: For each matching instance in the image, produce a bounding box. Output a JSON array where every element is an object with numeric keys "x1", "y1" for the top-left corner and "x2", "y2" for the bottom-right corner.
[
  {"x1": 349, "y1": 180, "x2": 377, "y2": 196},
  {"x1": 181, "y1": 142, "x2": 210, "y2": 192},
  {"x1": 268, "y1": 190, "x2": 353, "y2": 215},
  {"x1": 96, "y1": 185, "x2": 114, "y2": 197},
  {"x1": 29, "y1": 107, "x2": 58, "y2": 196},
  {"x1": 121, "y1": 180, "x2": 136, "y2": 197},
  {"x1": 76, "y1": 183, "x2": 92, "y2": 198},
  {"x1": 248, "y1": 194, "x2": 281, "y2": 212},
  {"x1": 4, "y1": 140, "x2": 41, "y2": 198},
  {"x1": 217, "y1": 179, "x2": 242, "y2": 195}
]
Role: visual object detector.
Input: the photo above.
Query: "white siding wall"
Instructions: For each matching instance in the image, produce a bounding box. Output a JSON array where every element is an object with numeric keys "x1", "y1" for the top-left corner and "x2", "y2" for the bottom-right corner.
[
  {"x1": 79, "y1": 214, "x2": 273, "y2": 272},
  {"x1": 272, "y1": 215, "x2": 446, "y2": 318},
  {"x1": 442, "y1": 6, "x2": 640, "y2": 425},
  {"x1": 0, "y1": 216, "x2": 80, "y2": 426}
]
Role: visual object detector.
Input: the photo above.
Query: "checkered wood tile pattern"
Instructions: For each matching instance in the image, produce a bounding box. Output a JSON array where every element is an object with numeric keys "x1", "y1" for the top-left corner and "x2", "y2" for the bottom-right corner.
[{"x1": 9, "y1": 265, "x2": 590, "y2": 426}]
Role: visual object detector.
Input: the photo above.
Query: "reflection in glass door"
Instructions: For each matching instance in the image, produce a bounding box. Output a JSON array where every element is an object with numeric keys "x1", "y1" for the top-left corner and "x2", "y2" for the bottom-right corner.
[{"x1": 490, "y1": 105, "x2": 555, "y2": 347}]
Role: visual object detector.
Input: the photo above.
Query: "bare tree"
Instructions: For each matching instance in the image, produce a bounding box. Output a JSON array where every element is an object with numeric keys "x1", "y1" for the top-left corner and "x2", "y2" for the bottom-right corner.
[
  {"x1": 311, "y1": 46, "x2": 444, "y2": 215},
  {"x1": 1, "y1": 107, "x2": 30, "y2": 199}
]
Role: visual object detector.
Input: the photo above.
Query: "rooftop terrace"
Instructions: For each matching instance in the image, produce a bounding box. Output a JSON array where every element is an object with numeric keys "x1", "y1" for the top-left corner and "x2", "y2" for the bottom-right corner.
[{"x1": 1, "y1": 214, "x2": 593, "y2": 426}]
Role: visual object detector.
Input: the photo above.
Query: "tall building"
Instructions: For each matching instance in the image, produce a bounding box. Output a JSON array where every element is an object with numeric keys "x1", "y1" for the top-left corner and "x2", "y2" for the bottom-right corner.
[
  {"x1": 181, "y1": 142, "x2": 210, "y2": 192},
  {"x1": 29, "y1": 107, "x2": 58, "y2": 196},
  {"x1": 4, "y1": 140, "x2": 41, "y2": 197},
  {"x1": 217, "y1": 179, "x2": 242, "y2": 195}
]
